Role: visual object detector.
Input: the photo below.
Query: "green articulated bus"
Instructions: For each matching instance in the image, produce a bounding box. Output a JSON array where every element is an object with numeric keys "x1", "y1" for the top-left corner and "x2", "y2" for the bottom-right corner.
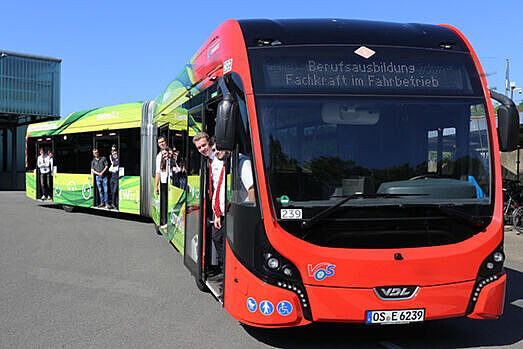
[{"x1": 26, "y1": 102, "x2": 157, "y2": 216}]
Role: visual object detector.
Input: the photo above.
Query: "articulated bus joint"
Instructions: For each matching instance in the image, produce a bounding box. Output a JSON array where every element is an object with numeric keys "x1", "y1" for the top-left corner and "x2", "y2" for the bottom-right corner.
[{"x1": 466, "y1": 241, "x2": 505, "y2": 317}]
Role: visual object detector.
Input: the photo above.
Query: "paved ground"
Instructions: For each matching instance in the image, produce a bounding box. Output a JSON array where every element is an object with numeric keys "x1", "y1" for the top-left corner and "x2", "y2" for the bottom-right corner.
[{"x1": 0, "y1": 191, "x2": 521, "y2": 348}]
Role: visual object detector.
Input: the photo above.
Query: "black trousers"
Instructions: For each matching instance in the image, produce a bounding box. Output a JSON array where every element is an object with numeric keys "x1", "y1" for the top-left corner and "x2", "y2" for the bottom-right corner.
[
  {"x1": 211, "y1": 216, "x2": 225, "y2": 272},
  {"x1": 40, "y1": 173, "x2": 50, "y2": 198},
  {"x1": 160, "y1": 183, "x2": 168, "y2": 226}
]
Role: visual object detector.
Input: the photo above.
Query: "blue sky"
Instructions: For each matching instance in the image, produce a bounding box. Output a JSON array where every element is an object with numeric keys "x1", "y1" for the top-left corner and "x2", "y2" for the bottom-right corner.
[{"x1": 3, "y1": 0, "x2": 522, "y2": 117}]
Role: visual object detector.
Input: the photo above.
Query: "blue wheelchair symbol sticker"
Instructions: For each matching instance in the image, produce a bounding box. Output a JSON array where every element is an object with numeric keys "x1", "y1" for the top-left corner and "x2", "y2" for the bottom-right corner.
[
  {"x1": 259, "y1": 300, "x2": 274, "y2": 316},
  {"x1": 247, "y1": 297, "x2": 257, "y2": 312},
  {"x1": 277, "y1": 301, "x2": 293, "y2": 316}
]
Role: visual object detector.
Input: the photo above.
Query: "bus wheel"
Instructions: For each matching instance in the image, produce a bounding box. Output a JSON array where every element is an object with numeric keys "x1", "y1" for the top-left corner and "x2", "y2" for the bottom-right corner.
[
  {"x1": 62, "y1": 205, "x2": 75, "y2": 213},
  {"x1": 195, "y1": 276, "x2": 209, "y2": 292}
]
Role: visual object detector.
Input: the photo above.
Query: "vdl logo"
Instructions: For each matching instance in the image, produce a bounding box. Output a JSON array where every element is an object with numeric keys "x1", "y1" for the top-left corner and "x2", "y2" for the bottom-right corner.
[{"x1": 307, "y1": 262, "x2": 336, "y2": 281}]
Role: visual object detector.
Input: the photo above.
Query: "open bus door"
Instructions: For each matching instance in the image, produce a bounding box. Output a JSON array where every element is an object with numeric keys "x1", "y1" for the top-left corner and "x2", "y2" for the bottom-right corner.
[
  {"x1": 93, "y1": 132, "x2": 119, "y2": 207},
  {"x1": 183, "y1": 105, "x2": 206, "y2": 288},
  {"x1": 35, "y1": 137, "x2": 53, "y2": 200},
  {"x1": 184, "y1": 99, "x2": 224, "y2": 297}
]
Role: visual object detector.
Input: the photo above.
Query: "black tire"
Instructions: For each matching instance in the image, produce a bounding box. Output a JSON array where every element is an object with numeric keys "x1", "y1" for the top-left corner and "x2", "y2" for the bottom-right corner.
[
  {"x1": 195, "y1": 276, "x2": 209, "y2": 292},
  {"x1": 62, "y1": 205, "x2": 75, "y2": 213}
]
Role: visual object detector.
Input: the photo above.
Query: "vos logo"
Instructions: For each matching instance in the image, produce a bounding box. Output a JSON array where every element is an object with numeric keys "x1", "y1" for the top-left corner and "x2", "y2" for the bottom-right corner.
[{"x1": 307, "y1": 262, "x2": 336, "y2": 281}]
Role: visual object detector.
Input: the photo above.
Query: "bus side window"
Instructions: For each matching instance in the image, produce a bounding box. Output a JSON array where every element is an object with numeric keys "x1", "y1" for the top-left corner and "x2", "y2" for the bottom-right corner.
[
  {"x1": 55, "y1": 133, "x2": 92, "y2": 173},
  {"x1": 119, "y1": 128, "x2": 140, "y2": 176},
  {"x1": 230, "y1": 74, "x2": 256, "y2": 206}
]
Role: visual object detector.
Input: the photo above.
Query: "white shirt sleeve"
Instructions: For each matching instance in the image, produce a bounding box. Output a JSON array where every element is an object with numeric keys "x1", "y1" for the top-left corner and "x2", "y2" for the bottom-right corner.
[
  {"x1": 240, "y1": 158, "x2": 254, "y2": 192},
  {"x1": 155, "y1": 152, "x2": 162, "y2": 174}
]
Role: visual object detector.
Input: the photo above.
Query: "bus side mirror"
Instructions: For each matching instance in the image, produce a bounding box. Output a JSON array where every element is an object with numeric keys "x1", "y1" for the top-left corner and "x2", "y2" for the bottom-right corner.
[
  {"x1": 491, "y1": 89, "x2": 519, "y2": 152},
  {"x1": 215, "y1": 93, "x2": 237, "y2": 151}
]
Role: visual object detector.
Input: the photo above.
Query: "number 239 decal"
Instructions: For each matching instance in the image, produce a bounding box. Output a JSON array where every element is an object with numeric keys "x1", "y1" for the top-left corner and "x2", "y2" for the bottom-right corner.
[{"x1": 280, "y1": 209, "x2": 302, "y2": 219}]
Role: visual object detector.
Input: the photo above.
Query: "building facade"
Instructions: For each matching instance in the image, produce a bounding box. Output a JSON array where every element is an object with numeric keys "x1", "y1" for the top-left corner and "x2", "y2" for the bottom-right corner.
[{"x1": 0, "y1": 50, "x2": 61, "y2": 190}]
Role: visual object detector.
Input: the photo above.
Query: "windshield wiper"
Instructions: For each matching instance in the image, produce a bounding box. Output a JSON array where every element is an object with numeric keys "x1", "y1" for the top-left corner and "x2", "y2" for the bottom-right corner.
[
  {"x1": 433, "y1": 204, "x2": 490, "y2": 228},
  {"x1": 301, "y1": 193, "x2": 426, "y2": 230}
]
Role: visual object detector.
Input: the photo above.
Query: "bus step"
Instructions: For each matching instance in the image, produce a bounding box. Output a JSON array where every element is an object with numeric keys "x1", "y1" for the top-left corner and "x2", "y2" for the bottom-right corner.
[{"x1": 205, "y1": 280, "x2": 223, "y2": 304}]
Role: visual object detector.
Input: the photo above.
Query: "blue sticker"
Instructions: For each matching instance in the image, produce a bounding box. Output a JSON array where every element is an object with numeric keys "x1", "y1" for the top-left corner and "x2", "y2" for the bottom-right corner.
[
  {"x1": 247, "y1": 297, "x2": 257, "y2": 312},
  {"x1": 259, "y1": 300, "x2": 274, "y2": 316},
  {"x1": 277, "y1": 301, "x2": 293, "y2": 316}
]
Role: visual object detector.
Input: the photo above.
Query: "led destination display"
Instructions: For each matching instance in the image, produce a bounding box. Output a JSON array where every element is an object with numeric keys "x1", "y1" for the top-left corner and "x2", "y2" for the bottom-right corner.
[{"x1": 257, "y1": 49, "x2": 476, "y2": 95}]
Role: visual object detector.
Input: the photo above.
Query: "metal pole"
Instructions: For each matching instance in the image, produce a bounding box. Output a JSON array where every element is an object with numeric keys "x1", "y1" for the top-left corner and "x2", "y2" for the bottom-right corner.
[
  {"x1": 518, "y1": 145, "x2": 521, "y2": 184},
  {"x1": 11, "y1": 126, "x2": 16, "y2": 189},
  {"x1": 506, "y1": 59, "x2": 510, "y2": 97}
]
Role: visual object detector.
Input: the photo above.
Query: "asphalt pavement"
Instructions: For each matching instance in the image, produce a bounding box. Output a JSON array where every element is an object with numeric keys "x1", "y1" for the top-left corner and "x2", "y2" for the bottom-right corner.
[{"x1": 0, "y1": 191, "x2": 521, "y2": 348}]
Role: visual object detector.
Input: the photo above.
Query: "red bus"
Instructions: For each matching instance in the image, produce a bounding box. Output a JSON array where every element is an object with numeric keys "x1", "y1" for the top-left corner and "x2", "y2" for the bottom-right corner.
[{"x1": 152, "y1": 19, "x2": 519, "y2": 327}]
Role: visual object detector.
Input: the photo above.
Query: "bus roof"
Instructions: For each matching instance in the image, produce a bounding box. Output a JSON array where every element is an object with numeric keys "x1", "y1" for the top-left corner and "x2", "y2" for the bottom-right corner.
[
  {"x1": 152, "y1": 18, "x2": 471, "y2": 125},
  {"x1": 27, "y1": 102, "x2": 144, "y2": 137},
  {"x1": 237, "y1": 19, "x2": 469, "y2": 51}
]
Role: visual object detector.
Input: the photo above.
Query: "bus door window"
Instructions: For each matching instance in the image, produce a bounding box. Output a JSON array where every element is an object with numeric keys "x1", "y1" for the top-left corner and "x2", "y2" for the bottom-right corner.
[
  {"x1": 169, "y1": 129, "x2": 187, "y2": 188},
  {"x1": 183, "y1": 107, "x2": 204, "y2": 278}
]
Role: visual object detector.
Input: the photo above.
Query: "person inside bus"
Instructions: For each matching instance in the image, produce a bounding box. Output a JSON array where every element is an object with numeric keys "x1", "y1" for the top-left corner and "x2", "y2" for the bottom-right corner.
[
  {"x1": 48, "y1": 150, "x2": 55, "y2": 200},
  {"x1": 209, "y1": 142, "x2": 231, "y2": 284},
  {"x1": 154, "y1": 136, "x2": 169, "y2": 232},
  {"x1": 175, "y1": 150, "x2": 187, "y2": 189},
  {"x1": 37, "y1": 148, "x2": 51, "y2": 200},
  {"x1": 193, "y1": 132, "x2": 222, "y2": 278},
  {"x1": 108, "y1": 144, "x2": 118, "y2": 207},
  {"x1": 169, "y1": 147, "x2": 182, "y2": 188},
  {"x1": 236, "y1": 153, "x2": 255, "y2": 203},
  {"x1": 91, "y1": 148, "x2": 109, "y2": 208},
  {"x1": 192, "y1": 132, "x2": 213, "y2": 159},
  {"x1": 155, "y1": 147, "x2": 171, "y2": 230},
  {"x1": 108, "y1": 150, "x2": 120, "y2": 210}
]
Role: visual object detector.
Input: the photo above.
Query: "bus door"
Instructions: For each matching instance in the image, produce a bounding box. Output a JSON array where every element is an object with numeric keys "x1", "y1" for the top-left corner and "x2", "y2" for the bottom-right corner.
[
  {"x1": 93, "y1": 132, "x2": 119, "y2": 207},
  {"x1": 184, "y1": 105, "x2": 205, "y2": 280},
  {"x1": 35, "y1": 137, "x2": 53, "y2": 200}
]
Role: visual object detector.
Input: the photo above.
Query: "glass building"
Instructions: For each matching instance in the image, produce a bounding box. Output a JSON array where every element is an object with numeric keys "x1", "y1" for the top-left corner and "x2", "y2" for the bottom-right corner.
[{"x1": 0, "y1": 50, "x2": 61, "y2": 190}]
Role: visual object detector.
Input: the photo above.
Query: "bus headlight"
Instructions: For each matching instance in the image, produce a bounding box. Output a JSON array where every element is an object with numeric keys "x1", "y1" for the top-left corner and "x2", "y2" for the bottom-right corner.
[
  {"x1": 493, "y1": 252, "x2": 504, "y2": 263},
  {"x1": 267, "y1": 257, "x2": 280, "y2": 269}
]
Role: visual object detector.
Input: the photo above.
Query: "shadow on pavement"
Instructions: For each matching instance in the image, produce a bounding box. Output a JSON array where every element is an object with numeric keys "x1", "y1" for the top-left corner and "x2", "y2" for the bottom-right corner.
[
  {"x1": 37, "y1": 202, "x2": 153, "y2": 224},
  {"x1": 243, "y1": 268, "x2": 523, "y2": 349}
]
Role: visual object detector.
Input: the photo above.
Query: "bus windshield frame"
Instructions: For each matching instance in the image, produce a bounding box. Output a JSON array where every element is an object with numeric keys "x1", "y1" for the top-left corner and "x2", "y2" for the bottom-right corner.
[{"x1": 248, "y1": 45, "x2": 492, "y2": 221}]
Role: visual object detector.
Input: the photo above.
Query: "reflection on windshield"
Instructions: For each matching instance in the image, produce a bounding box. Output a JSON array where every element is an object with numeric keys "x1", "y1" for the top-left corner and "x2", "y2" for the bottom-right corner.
[{"x1": 257, "y1": 97, "x2": 490, "y2": 204}]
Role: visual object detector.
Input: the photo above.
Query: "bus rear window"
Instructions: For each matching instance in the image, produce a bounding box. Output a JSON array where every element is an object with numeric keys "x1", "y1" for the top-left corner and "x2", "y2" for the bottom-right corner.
[{"x1": 249, "y1": 46, "x2": 481, "y2": 96}]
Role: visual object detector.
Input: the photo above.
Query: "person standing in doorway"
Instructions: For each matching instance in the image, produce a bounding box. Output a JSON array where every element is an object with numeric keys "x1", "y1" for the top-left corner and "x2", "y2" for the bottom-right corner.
[
  {"x1": 108, "y1": 150, "x2": 120, "y2": 210},
  {"x1": 91, "y1": 148, "x2": 109, "y2": 208},
  {"x1": 37, "y1": 148, "x2": 51, "y2": 200},
  {"x1": 48, "y1": 150, "x2": 55, "y2": 200},
  {"x1": 155, "y1": 147, "x2": 171, "y2": 229},
  {"x1": 154, "y1": 136, "x2": 169, "y2": 231},
  {"x1": 108, "y1": 144, "x2": 118, "y2": 207},
  {"x1": 210, "y1": 142, "x2": 230, "y2": 282}
]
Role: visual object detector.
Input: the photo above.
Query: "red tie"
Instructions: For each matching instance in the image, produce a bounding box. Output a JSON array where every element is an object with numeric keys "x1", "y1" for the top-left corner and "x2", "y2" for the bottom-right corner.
[
  {"x1": 214, "y1": 165, "x2": 225, "y2": 218},
  {"x1": 208, "y1": 159, "x2": 213, "y2": 199}
]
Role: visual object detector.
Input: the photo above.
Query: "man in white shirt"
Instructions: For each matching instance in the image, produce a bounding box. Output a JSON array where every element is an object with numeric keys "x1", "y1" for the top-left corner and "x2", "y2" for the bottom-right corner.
[
  {"x1": 37, "y1": 148, "x2": 51, "y2": 200},
  {"x1": 155, "y1": 136, "x2": 168, "y2": 231},
  {"x1": 210, "y1": 142, "x2": 230, "y2": 280}
]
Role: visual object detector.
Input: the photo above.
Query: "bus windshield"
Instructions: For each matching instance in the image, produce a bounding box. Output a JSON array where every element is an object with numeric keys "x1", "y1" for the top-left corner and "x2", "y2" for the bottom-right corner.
[{"x1": 256, "y1": 96, "x2": 491, "y2": 208}]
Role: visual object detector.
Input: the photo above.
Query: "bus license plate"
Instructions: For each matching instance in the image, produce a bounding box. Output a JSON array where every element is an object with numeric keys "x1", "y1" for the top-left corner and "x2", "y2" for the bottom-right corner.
[{"x1": 366, "y1": 309, "x2": 425, "y2": 324}]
